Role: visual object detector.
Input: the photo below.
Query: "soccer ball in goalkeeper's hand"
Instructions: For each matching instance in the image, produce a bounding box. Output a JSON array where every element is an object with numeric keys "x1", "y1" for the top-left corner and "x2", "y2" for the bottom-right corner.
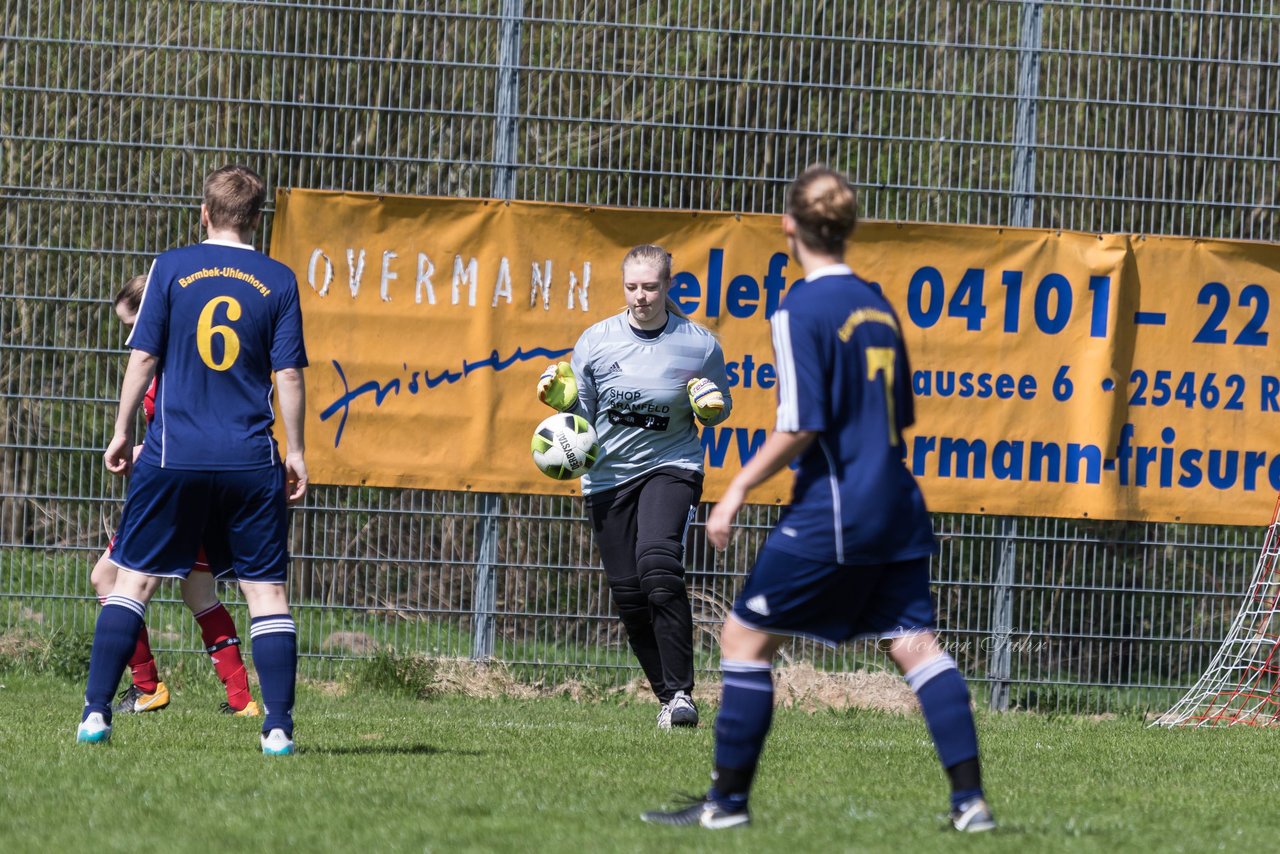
[{"x1": 531, "y1": 413, "x2": 599, "y2": 480}]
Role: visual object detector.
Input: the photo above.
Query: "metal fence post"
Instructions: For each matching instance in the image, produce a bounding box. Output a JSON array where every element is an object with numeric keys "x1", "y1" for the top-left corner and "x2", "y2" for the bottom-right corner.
[
  {"x1": 1010, "y1": 0, "x2": 1043, "y2": 228},
  {"x1": 491, "y1": 0, "x2": 524, "y2": 201},
  {"x1": 468, "y1": 0, "x2": 522, "y2": 664},
  {"x1": 988, "y1": 517, "x2": 1018, "y2": 710},
  {"x1": 472, "y1": 493, "x2": 502, "y2": 661},
  {"x1": 995, "y1": 6, "x2": 1038, "y2": 708}
]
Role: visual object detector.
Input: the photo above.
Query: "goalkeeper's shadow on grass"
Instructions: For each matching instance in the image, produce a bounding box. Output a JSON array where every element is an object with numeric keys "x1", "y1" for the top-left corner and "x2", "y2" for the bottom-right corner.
[{"x1": 300, "y1": 743, "x2": 485, "y2": 757}]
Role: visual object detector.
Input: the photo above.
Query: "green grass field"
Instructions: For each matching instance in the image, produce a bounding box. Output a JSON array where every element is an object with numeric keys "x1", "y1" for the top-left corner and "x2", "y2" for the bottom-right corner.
[{"x1": 1, "y1": 671, "x2": 1273, "y2": 853}]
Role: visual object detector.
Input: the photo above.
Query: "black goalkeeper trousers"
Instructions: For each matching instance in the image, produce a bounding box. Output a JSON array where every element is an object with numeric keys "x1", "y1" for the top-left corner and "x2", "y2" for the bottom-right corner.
[{"x1": 588, "y1": 467, "x2": 702, "y2": 704}]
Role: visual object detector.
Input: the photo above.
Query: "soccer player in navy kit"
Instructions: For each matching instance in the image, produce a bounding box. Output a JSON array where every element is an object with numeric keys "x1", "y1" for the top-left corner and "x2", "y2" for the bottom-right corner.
[
  {"x1": 643, "y1": 167, "x2": 994, "y2": 831},
  {"x1": 77, "y1": 165, "x2": 308, "y2": 755},
  {"x1": 538, "y1": 244, "x2": 732, "y2": 729},
  {"x1": 85, "y1": 275, "x2": 260, "y2": 718}
]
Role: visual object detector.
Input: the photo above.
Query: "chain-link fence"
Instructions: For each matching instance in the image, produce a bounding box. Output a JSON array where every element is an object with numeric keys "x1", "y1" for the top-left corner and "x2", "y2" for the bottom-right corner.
[{"x1": 3, "y1": 1, "x2": 1278, "y2": 712}]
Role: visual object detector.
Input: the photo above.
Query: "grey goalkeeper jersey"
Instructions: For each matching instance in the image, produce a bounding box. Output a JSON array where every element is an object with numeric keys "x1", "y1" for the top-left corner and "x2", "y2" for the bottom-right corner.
[{"x1": 571, "y1": 311, "x2": 732, "y2": 495}]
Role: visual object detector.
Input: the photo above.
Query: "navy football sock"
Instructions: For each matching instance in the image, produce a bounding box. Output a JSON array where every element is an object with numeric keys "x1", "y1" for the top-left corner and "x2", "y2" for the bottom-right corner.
[
  {"x1": 711, "y1": 660, "x2": 774, "y2": 807},
  {"x1": 905, "y1": 653, "x2": 983, "y2": 808},
  {"x1": 250, "y1": 614, "x2": 297, "y2": 737},
  {"x1": 84, "y1": 596, "x2": 147, "y2": 722}
]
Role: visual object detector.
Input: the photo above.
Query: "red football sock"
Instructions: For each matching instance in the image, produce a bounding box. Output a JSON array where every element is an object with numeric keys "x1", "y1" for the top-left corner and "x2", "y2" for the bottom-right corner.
[
  {"x1": 194, "y1": 602, "x2": 252, "y2": 709},
  {"x1": 127, "y1": 624, "x2": 161, "y2": 693}
]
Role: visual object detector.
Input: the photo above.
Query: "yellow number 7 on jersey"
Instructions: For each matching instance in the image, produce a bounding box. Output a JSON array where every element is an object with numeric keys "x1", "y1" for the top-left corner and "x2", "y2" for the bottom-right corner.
[
  {"x1": 865, "y1": 346, "x2": 897, "y2": 446},
  {"x1": 197, "y1": 295, "x2": 242, "y2": 371}
]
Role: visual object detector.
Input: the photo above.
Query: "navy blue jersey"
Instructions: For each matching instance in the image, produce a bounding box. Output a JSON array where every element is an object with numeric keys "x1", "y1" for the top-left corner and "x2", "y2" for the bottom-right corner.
[
  {"x1": 128, "y1": 239, "x2": 308, "y2": 470},
  {"x1": 768, "y1": 264, "x2": 936, "y2": 564}
]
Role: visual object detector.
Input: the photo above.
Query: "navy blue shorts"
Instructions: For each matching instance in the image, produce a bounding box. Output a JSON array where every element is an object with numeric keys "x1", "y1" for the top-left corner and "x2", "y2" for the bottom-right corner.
[
  {"x1": 110, "y1": 462, "x2": 289, "y2": 583},
  {"x1": 731, "y1": 546, "x2": 935, "y2": 646}
]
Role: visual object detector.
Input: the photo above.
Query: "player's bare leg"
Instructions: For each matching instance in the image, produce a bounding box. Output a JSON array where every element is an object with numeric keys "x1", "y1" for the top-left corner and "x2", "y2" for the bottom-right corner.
[
  {"x1": 180, "y1": 571, "x2": 218, "y2": 613},
  {"x1": 240, "y1": 581, "x2": 296, "y2": 755},
  {"x1": 105, "y1": 567, "x2": 162, "y2": 602},
  {"x1": 89, "y1": 553, "x2": 117, "y2": 599}
]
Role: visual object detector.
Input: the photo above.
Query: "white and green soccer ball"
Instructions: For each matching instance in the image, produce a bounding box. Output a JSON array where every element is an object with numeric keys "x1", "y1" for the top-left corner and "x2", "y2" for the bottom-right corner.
[{"x1": 531, "y1": 413, "x2": 599, "y2": 480}]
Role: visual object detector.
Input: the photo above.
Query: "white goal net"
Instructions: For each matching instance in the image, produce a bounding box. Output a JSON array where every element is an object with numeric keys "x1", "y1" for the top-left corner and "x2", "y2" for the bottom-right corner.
[{"x1": 1156, "y1": 496, "x2": 1280, "y2": 727}]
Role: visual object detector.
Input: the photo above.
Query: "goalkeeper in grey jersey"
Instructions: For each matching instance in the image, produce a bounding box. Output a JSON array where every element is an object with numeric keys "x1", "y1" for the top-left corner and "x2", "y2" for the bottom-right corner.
[{"x1": 538, "y1": 244, "x2": 732, "y2": 729}]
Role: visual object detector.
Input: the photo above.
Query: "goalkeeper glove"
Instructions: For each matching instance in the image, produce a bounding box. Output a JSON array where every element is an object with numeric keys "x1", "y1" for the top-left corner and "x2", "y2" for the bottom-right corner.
[
  {"x1": 687, "y1": 377, "x2": 724, "y2": 423},
  {"x1": 537, "y1": 361, "x2": 578, "y2": 411}
]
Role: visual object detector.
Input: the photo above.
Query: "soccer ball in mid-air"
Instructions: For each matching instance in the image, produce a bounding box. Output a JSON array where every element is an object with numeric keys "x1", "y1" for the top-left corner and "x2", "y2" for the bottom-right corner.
[{"x1": 531, "y1": 413, "x2": 599, "y2": 480}]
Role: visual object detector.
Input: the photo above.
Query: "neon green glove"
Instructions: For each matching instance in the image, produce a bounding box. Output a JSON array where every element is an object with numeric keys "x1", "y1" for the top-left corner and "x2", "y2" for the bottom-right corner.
[
  {"x1": 537, "y1": 361, "x2": 578, "y2": 411},
  {"x1": 687, "y1": 377, "x2": 724, "y2": 423}
]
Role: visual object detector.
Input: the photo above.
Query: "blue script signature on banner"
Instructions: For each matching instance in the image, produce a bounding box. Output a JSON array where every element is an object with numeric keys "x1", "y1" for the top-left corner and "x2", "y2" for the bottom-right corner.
[{"x1": 319, "y1": 345, "x2": 573, "y2": 447}]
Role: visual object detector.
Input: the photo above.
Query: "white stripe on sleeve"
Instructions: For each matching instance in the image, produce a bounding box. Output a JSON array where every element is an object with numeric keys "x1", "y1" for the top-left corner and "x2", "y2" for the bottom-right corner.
[
  {"x1": 124, "y1": 260, "x2": 158, "y2": 349},
  {"x1": 772, "y1": 310, "x2": 800, "y2": 431}
]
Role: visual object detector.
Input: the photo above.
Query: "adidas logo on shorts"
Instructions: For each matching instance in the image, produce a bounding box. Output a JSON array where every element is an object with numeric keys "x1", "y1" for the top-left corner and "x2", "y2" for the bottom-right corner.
[{"x1": 745, "y1": 595, "x2": 770, "y2": 616}]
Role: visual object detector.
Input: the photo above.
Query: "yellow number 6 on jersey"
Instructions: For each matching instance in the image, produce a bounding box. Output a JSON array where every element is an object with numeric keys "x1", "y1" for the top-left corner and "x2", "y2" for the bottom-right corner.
[{"x1": 197, "y1": 296, "x2": 242, "y2": 371}]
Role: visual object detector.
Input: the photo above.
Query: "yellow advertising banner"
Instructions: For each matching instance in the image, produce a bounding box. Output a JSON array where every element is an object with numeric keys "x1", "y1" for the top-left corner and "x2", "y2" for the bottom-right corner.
[{"x1": 269, "y1": 190, "x2": 1280, "y2": 526}]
